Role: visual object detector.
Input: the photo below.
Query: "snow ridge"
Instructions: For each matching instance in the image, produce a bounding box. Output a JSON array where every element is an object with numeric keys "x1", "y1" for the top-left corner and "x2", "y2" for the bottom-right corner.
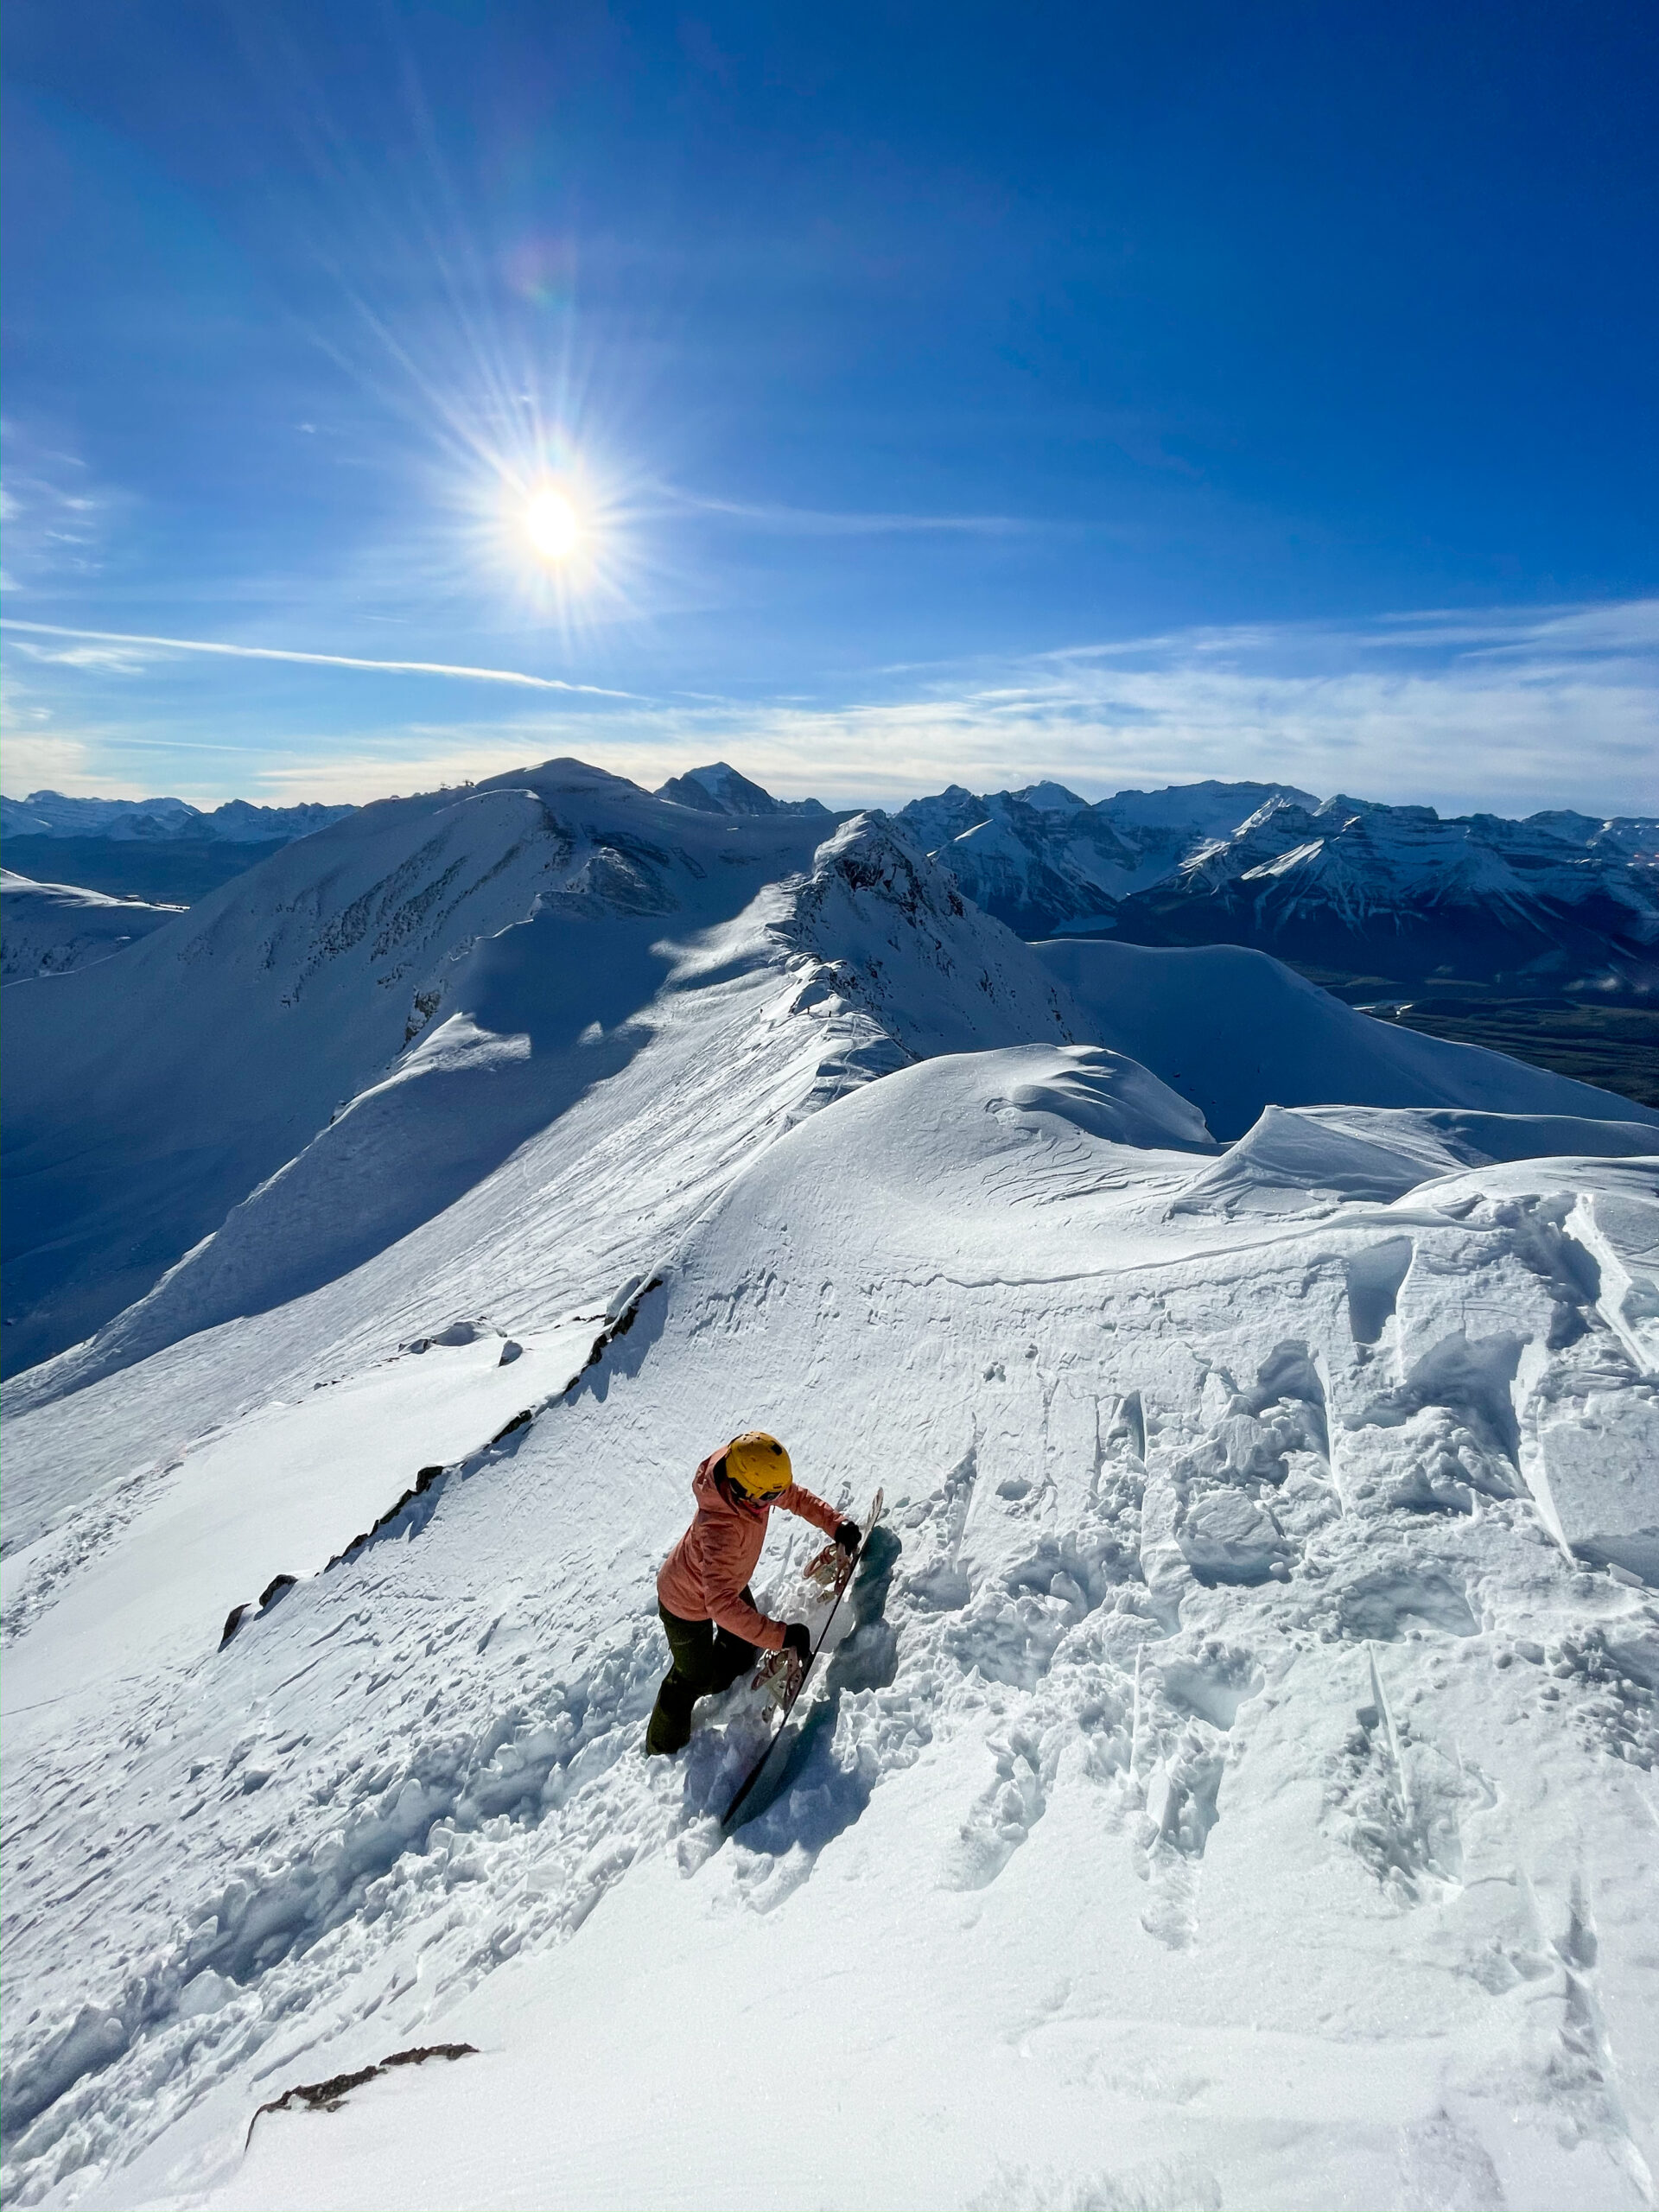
[{"x1": 1, "y1": 871, "x2": 184, "y2": 982}]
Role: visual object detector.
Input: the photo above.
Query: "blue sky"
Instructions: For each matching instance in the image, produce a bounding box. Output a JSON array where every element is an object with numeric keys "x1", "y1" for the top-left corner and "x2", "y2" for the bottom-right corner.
[{"x1": 3, "y1": 0, "x2": 1656, "y2": 813}]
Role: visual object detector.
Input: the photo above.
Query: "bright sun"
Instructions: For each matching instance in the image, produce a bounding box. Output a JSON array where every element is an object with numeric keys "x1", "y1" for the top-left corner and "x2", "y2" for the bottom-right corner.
[{"x1": 524, "y1": 486, "x2": 582, "y2": 562}]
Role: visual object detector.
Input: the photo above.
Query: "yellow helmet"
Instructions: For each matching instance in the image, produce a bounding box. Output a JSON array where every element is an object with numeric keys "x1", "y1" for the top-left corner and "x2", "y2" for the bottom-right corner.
[{"x1": 724, "y1": 1431, "x2": 792, "y2": 1498}]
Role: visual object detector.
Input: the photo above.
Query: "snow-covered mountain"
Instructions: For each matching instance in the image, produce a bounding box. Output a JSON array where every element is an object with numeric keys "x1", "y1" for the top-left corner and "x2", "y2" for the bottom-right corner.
[
  {"x1": 17, "y1": 771, "x2": 1656, "y2": 994},
  {"x1": 1112, "y1": 793, "x2": 1659, "y2": 990},
  {"x1": 0, "y1": 870, "x2": 185, "y2": 982},
  {"x1": 899, "y1": 780, "x2": 1659, "y2": 989},
  {"x1": 0, "y1": 791, "x2": 357, "y2": 844},
  {"x1": 894, "y1": 779, "x2": 1318, "y2": 936},
  {"x1": 0, "y1": 759, "x2": 1073, "y2": 1392},
  {"x1": 652, "y1": 759, "x2": 837, "y2": 819},
  {"x1": 3, "y1": 758, "x2": 1657, "y2": 2212}
]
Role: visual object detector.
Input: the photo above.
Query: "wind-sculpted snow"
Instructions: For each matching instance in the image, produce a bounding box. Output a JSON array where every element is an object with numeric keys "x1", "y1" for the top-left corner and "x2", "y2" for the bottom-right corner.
[
  {"x1": 3, "y1": 1028, "x2": 1656, "y2": 2210},
  {"x1": 4, "y1": 762, "x2": 1659, "y2": 2211}
]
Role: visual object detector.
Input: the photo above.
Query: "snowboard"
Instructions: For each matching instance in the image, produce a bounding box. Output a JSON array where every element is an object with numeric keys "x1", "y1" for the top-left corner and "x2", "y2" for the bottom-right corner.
[{"x1": 721, "y1": 1488, "x2": 884, "y2": 1829}]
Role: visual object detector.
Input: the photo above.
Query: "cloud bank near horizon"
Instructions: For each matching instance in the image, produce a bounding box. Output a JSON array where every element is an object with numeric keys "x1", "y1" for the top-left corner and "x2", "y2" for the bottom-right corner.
[{"x1": 3, "y1": 598, "x2": 1655, "y2": 821}]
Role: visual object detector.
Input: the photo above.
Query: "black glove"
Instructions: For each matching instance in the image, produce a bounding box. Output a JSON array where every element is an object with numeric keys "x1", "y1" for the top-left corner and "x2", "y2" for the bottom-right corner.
[
  {"x1": 780, "y1": 1622, "x2": 811, "y2": 1662},
  {"x1": 835, "y1": 1519, "x2": 861, "y2": 1559}
]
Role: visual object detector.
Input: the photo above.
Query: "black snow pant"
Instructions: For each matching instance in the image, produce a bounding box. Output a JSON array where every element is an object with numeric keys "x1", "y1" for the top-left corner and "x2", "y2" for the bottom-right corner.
[{"x1": 645, "y1": 1592, "x2": 760, "y2": 1756}]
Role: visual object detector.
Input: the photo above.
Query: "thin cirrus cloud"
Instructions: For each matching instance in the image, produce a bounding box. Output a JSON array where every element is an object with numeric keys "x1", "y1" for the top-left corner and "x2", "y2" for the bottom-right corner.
[
  {"x1": 231, "y1": 603, "x2": 1656, "y2": 819},
  {"x1": 5, "y1": 599, "x2": 1653, "y2": 820},
  {"x1": 668, "y1": 491, "x2": 1033, "y2": 537},
  {"x1": 0, "y1": 620, "x2": 632, "y2": 696},
  {"x1": 6, "y1": 640, "x2": 151, "y2": 674},
  {"x1": 1011, "y1": 599, "x2": 1659, "y2": 671}
]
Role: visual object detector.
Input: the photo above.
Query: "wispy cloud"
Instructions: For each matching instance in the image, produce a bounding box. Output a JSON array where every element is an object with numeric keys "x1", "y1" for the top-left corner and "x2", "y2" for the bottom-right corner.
[
  {"x1": 0, "y1": 620, "x2": 632, "y2": 696},
  {"x1": 0, "y1": 730, "x2": 162, "y2": 801},
  {"x1": 7, "y1": 598, "x2": 1654, "y2": 821},
  {"x1": 0, "y1": 423, "x2": 124, "y2": 594},
  {"x1": 7, "y1": 639, "x2": 153, "y2": 674},
  {"x1": 669, "y1": 492, "x2": 1033, "y2": 537},
  {"x1": 1376, "y1": 599, "x2": 1659, "y2": 659}
]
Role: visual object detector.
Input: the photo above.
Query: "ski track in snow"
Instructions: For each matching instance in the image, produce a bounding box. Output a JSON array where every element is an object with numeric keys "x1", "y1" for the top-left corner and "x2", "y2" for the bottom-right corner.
[
  {"x1": 3, "y1": 769, "x2": 1658, "y2": 2212},
  {"x1": 7, "y1": 1115, "x2": 1658, "y2": 2209}
]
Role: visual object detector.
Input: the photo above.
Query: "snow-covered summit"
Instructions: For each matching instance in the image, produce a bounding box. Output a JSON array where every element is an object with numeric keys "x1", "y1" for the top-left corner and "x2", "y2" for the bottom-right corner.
[
  {"x1": 0, "y1": 770, "x2": 1079, "y2": 1401},
  {"x1": 3, "y1": 766, "x2": 810, "y2": 1378},
  {"x1": 653, "y1": 760, "x2": 835, "y2": 818}
]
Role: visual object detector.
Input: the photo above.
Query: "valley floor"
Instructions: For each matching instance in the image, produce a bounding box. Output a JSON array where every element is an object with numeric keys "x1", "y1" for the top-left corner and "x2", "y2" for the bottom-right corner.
[{"x1": 1288, "y1": 971, "x2": 1659, "y2": 1112}]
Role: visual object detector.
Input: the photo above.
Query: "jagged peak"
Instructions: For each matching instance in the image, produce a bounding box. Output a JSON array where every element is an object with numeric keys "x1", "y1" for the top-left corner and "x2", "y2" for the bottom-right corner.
[{"x1": 1005, "y1": 780, "x2": 1089, "y2": 814}]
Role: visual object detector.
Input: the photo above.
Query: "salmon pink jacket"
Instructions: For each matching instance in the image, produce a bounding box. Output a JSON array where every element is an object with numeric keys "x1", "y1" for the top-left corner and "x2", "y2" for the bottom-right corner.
[{"x1": 657, "y1": 1452, "x2": 841, "y2": 1649}]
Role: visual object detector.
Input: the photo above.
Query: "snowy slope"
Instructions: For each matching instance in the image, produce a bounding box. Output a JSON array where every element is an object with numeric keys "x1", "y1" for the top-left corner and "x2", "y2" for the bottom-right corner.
[
  {"x1": 2, "y1": 787, "x2": 1075, "y2": 1546},
  {"x1": 3, "y1": 763, "x2": 911, "y2": 1379},
  {"x1": 5, "y1": 760, "x2": 1659, "y2": 2212},
  {"x1": 3, "y1": 1039, "x2": 1656, "y2": 2212},
  {"x1": 0, "y1": 871, "x2": 184, "y2": 982},
  {"x1": 1038, "y1": 936, "x2": 1659, "y2": 1140}
]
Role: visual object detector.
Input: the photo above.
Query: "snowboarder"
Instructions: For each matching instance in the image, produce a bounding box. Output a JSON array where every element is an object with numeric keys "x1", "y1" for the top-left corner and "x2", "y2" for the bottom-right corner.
[{"x1": 645, "y1": 1431, "x2": 860, "y2": 1757}]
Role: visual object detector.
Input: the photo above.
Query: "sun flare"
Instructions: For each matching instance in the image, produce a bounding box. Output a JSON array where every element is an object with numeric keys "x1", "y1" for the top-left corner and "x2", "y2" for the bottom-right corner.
[{"x1": 524, "y1": 486, "x2": 582, "y2": 563}]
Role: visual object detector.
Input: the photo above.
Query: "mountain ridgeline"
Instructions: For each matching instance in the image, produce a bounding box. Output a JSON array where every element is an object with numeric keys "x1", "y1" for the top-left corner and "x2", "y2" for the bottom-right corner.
[
  {"x1": 4, "y1": 755, "x2": 1653, "y2": 1391},
  {"x1": 7, "y1": 765, "x2": 1655, "y2": 996}
]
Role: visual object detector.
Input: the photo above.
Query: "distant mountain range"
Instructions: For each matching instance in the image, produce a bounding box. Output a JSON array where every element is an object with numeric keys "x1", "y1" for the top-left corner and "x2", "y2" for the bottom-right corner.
[
  {"x1": 0, "y1": 790, "x2": 360, "y2": 904},
  {"x1": 0, "y1": 791, "x2": 356, "y2": 843},
  {"x1": 893, "y1": 780, "x2": 1659, "y2": 995},
  {"x1": 895, "y1": 778, "x2": 1316, "y2": 932},
  {"x1": 5, "y1": 766, "x2": 1656, "y2": 993}
]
